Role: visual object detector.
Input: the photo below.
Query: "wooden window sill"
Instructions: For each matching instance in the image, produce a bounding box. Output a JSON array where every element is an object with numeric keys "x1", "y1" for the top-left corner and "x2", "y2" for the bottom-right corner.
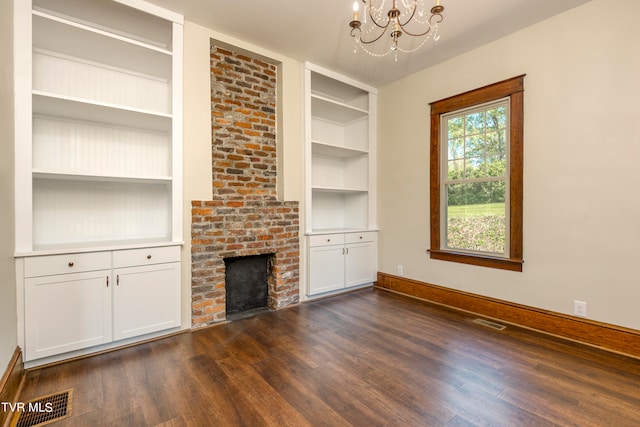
[{"x1": 428, "y1": 249, "x2": 523, "y2": 272}]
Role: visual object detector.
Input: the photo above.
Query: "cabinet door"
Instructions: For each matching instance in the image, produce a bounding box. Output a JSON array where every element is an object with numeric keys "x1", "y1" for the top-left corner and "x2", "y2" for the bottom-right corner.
[
  {"x1": 345, "y1": 242, "x2": 376, "y2": 288},
  {"x1": 25, "y1": 270, "x2": 112, "y2": 361},
  {"x1": 309, "y1": 245, "x2": 346, "y2": 295},
  {"x1": 113, "y1": 262, "x2": 181, "y2": 341}
]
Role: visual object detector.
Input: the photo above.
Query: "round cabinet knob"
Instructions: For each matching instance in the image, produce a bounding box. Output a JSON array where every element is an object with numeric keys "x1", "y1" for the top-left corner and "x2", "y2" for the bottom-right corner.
[
  {"x1": 147, "y1": 254, "x2": 152, "y2": 259},
  {"x1": 359, "y1": 236, "x2": 363, "y2": 239},
  {"x1": 326, "y1": 239, "x2": 331, "y2": 242},
  {"x1": 68, "y1": 261, "x2": 74, "y2": 267}
]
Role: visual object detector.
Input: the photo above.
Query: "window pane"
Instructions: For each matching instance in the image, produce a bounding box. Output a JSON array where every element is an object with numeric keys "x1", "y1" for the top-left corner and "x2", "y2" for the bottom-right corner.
[
  {"x1": 446, "y1": 183, "x2": 506, "y2": 254},
  {"x1": 486, "y1": 130, "x2": 506, "y2": 156},
  {"x1": 465, "y1": 112, "x2": 485, "y2": 135},
  {"x1": 486, "y1": 156, "x2": 506, "y2": 178},
  {"x1": 447, "y1": 160, "x2": 464, "y2": 180},
  {"x1": 486, "y1": 107, "x2": 506, "y2": 130},
  {"x1": 465, "y1": 157, "x2": 484, "y2": 178},
  {"x1": 448, "y1": 137, "x2": 464, "y2": 160},
  {"x1": 447, "y1": 117, "x2": 464, "y2": 139},
  {"x1": 446, "y1": 181, "x2": 505, "y2": 209},
  {"x1": 465, "y1": 135, "x2": 484, "y2": 158}
]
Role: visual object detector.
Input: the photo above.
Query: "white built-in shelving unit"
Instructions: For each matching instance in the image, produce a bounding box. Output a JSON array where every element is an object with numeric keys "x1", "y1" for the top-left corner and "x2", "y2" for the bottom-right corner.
[
  {"x1": 14, "y1": 0, "x2": 184, "y2": 366},
  {"x1": 304, "y1": 62, "x2": 378, "y2": 297},
  {"x1": 17, "y1": 0, "x2": 183, "y2": 251}
]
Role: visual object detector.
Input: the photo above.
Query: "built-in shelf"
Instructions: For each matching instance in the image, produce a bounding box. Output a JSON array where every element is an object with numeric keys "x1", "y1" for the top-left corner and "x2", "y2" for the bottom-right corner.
[
  {"x1": 22, "y1": 238, "x2": 179, "y2": 256},
  {"x1": 32, "y1": 0, "x2": 174, "y2": 50},
  {"x1": 33, "y1": 11, "x2": 172, "y2": 80},
  {"x1": 16, "y1": 0, "x2": 182, "y2": 254},
  {"x1": 306, "y1": 228, "x2": 374, "y2": 235},
  {"x1": 310, "y1": 70, "x2": 370, "y2": 108},
  {"x1": 33, "y1": 91, "x2": 172, "y2": 132},
  {"x1": 32, "y1": 171, "x2": 172, "y2": 184},
  {"x1": 311, "y1": 95, "x2": 368, "y2": 124},
  {"x1": 311, "y1": 187, "x2": 368, "y2": 194},
  {"x1": 311, "y1": 141, "x2": 368, "y2": 158},
  {"x1": 31, "y1": 178, "x2": 172, "y2": 246},
  {"x1": 29, "y1": 238, "x2": 175, "y2": 255},
  {"x1": 305, "y1": 63, "x2": 377, "y2": 237}
]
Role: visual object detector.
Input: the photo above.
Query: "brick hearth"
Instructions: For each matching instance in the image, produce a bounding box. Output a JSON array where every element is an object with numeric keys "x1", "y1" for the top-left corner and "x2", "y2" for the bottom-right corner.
[{"x1": 190, "y1": 44, "x2": 299, "y2": 327}]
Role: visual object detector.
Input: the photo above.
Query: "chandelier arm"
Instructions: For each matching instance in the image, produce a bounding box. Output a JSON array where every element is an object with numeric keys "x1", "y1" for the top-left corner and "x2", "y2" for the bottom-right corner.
[
  {"x1": 398, "y1": 0, "x2": 418, "y2": 28},
  {"x1": 430, "y1": 12, "x2": 444, "y2": 25},
  {"x1": 398, "y1": 21, "x2": 432, "y2": 37},
  {"x1": 359, "y1": 24, "x2": 393, "y2": 45},
  {"x1": 398, "y1": 9, "x2": 443, "y2": 37},
  {"x1": 397, "y1": 33, "x2": 431, "y2": 53}
]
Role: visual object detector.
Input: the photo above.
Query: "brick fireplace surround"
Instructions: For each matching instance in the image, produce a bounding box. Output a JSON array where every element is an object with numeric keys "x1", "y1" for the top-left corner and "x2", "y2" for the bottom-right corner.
[{"x1": 190, "y1": 45, "x2": 300, "y2": 327}]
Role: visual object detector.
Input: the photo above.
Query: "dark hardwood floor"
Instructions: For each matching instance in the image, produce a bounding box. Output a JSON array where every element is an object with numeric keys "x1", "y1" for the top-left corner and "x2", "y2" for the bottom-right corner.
[{"x1": 16, "y1": 289, "x2": 640, "y2": 426}]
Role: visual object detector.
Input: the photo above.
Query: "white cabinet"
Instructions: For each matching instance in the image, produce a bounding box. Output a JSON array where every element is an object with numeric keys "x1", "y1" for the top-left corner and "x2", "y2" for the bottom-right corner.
[
  {"x1": 308, "y1": 232, "x2": 377, "y2": 296},
  {"x1": 344, "y1": 234, "x2": 377, "y2": 288},
  {"x1": 304, "y1": 63, "x2": 378, "y2": 296},
  {"x1": 113, "y1": 247, "x2": 181, "y2": 341},
  {"x1": 25, "y1": 268, "x2": 112, "y2": 361},
  {"x1": 113, "y1": 263, "x2": 180, "y2": 340},
  {"x1": 24, "y1": 251, "x2": 112, "y2": 360},
  {"x1": 309, "y1": 234, "x2": 346, "y2": 295},
  {"x1": 22, "y1": 246, "x2": 181, "y2": 362}
]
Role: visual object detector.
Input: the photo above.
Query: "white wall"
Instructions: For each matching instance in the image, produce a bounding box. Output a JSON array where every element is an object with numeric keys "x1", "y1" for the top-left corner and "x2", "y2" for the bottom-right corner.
[
  {"x1": 377, "y1": 0, "x2": 640, "y2": 330},
  {"x1": 1, "y1": 0, "x2": 18, "y2": 371},
  {"x1": 180, "y1": 22, "x2": 304, "y2": 326}
]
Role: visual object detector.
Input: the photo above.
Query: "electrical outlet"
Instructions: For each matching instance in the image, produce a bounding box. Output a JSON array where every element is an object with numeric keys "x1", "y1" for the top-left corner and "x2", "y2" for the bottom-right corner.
[
  {"x1": 573, "y1": 300, "x2": 587, "y2": 317},
  {"x1": 397, "y1": 265, "x2": 404, "y2": 276}
]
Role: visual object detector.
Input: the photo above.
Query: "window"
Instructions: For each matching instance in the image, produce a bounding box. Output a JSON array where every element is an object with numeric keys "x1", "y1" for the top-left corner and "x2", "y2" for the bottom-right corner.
[{"x1": 429, "y1": 76, "x2": 524, "y2": 271}]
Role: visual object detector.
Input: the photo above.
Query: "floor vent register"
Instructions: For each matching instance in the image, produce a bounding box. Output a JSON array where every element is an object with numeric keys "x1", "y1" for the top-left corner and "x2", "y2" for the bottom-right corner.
[
  {"x1": 473, "y1": 318, "x2": 507, "y2": 331},
  {"x1": 11, "y1": 389, "x2": 73, "y2": 427}
]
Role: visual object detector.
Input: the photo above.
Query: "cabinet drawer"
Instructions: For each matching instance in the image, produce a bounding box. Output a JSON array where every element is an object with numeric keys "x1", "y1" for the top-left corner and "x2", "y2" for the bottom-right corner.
[
  {"x1": 113, "y1": 246, "x2": 180, "y2": 268},
  {"x1": 345, "y1": 232, "x2": 377, "y2": 244},
  {"x1": 24, "y1": 251, "x2": 111, "y2": 278},
  {"x1": 309, "y1": 233, "x2": 345, "y2": 247}
]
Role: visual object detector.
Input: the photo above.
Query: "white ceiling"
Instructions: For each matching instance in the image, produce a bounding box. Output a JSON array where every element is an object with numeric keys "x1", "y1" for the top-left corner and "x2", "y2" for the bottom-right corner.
[{"x1": 144, "y1": 0, "x2": 592, "y2": 88}]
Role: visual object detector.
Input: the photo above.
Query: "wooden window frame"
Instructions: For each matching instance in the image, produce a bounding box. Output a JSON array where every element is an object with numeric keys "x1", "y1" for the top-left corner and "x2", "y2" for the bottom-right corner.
[{"x1": 429, "y1": 75, "x2": 525, "y2": 272}]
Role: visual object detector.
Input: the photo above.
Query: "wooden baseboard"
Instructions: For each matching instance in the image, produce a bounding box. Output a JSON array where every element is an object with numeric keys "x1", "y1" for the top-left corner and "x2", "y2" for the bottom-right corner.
[
  {"x1": 0, "y1": 347, "x2": 25, "y2": 427},
  {"x1": 376, "y1": 272, "x2": 640, "y2": 359}
]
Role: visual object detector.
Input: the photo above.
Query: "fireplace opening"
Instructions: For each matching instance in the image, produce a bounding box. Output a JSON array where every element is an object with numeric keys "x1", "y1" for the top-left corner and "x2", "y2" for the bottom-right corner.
[{"x1": 224, "y1": 254, "x2": 272, "y2": 320}]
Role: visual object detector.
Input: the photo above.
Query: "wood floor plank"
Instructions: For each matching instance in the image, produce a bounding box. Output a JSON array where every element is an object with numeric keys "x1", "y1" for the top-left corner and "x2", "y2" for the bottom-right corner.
[
  {"x1": 252, "y1": 355, "x2": 349, "y2": 426},
  {"x1": 16, "y1": 289, "x2": 640, "y2": 426},
  {"x1": 216, "y1": 356, "x2": 314, "y2": 427}
]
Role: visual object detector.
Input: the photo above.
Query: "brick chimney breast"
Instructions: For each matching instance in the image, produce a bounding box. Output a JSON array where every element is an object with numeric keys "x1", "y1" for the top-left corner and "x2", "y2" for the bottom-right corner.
[{"x1": 190, "y1": 44, "x2": 299, "y2": 327}]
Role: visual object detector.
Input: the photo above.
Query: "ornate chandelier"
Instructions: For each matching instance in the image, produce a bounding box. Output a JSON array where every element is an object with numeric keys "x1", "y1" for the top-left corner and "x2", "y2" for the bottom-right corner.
[{"x1": 349, "y1": 0, "x2": 445, "y2": 60}]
